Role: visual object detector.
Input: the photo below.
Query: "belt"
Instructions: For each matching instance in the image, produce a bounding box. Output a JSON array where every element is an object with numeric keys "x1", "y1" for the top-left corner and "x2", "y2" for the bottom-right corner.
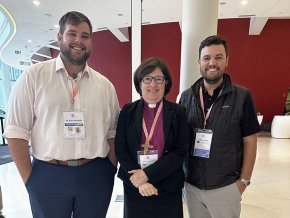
[{"x1": 47, "y1": 158, "x2": 94, "y2": 167}]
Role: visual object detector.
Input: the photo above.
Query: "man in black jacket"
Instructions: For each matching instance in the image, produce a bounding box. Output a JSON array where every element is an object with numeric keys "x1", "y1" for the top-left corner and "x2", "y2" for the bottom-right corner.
[{"x1": 180, "y1": 35, "x2": 260, "y2": 218}]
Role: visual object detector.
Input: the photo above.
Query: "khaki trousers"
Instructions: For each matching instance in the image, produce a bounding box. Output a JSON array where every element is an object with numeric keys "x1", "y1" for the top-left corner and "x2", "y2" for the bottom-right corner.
[{"x1": 184, "y1": 182, "x2": 241, "y2": 218}]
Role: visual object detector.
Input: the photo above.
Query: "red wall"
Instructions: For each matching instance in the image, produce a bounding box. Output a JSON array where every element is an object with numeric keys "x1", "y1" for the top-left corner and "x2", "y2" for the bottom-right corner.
[
  {"x1": 142, "y1": 22, "x2": 181, "y2": 102},
  {"x1": 218, "y1": 18, "x2": 290, "y2": 123},
  {"x1": 88, "y1": 30, "x2": 131, "y2": 107}
]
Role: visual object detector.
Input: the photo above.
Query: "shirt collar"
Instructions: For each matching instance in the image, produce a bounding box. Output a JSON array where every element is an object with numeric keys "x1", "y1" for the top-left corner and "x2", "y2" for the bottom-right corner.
[
  {"x1": 55, "y1": 54, "x2": 90, "y2": 78},
  {"x1": 143, "y1": 99, "x2": 162, "y2": 109},
  {"x1": 201, "y1": 77, "x2": 224, "y2": 97}
]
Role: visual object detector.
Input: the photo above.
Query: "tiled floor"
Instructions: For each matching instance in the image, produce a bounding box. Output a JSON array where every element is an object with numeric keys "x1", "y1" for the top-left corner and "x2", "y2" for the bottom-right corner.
[{"x1": 0, "y1": 132, "x2": 289, "y2": 218}]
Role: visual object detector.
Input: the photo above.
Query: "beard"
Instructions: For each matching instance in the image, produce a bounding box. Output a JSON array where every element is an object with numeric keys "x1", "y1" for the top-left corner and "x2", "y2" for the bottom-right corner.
[
  {"x1": 59, "y1": 43, "x2": 90, "y2": 66},
  {"x1": 200, "y1": 66, "x2": 225, "y2": 84}
]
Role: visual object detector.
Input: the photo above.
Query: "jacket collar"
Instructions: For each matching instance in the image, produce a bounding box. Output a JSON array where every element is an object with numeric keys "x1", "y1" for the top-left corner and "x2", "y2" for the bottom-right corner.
[{"x1": 191, "y1": 73, "x2": 234, "y2": 98}]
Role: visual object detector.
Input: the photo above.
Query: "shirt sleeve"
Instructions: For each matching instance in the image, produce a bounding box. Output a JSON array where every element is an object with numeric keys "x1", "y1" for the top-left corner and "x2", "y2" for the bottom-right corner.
[
  {"x1": 241, "y1": 92, "x2": 261, "y2": 137},
  {"x1": 106, "y1": 83, "x2": 120, "y2": 139},
  {"x1": 3, "y1": 69, "x2": 35, "y2": 141}
]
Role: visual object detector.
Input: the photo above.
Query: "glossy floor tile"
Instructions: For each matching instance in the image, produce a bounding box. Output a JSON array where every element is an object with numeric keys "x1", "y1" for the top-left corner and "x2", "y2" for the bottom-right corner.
[{"x1": 0, "y1": 132, "x2": 289, "y2": 218}]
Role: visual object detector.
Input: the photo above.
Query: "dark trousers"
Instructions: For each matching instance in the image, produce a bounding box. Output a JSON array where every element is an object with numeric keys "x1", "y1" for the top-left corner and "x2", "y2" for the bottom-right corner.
[
  {"x1": 123, "y1": 183, "x2": 183, "y2": 218},
  {"x1": 25, "y1": 157, "x2": 117, "y2": 218}
]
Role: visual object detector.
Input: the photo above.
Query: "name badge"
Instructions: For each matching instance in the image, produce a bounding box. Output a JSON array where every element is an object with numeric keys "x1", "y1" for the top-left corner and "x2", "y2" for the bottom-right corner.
[
  {"x1": 192, "y1": 129, "x2": 213, "y2": 158},
  {"x1": 63, "y1": 112, "x2": 86, "y2": 139},
  {"x1": 137, "y1": 150, "x2": 158, "y2": 169}
]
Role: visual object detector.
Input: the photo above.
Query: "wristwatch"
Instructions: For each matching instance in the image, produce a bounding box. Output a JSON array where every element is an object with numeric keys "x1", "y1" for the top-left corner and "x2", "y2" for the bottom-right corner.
[{"x1": 240, "y1": 178, "x2": 251, "y2": 186}]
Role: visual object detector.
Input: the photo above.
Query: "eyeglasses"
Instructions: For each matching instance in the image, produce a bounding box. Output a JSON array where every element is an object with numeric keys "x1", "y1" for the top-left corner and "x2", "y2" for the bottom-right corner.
[{"x1": 142, "y1": 76, "x2": 165, "y2": 84}]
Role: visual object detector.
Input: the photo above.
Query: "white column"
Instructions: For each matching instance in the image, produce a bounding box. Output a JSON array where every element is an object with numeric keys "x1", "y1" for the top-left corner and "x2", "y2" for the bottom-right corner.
[
  {"x1": 131, "y1": 0, "x2": 142, "y2": 102},
  {"x1": 179, "y1": 0, "x2": 219, "y2": 95}
]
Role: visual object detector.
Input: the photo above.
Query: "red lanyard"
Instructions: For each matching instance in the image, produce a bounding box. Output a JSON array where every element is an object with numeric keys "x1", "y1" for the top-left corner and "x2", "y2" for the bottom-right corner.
[
  {"x1": 199, "y1": 87, "x2": 222, "y2": 128},
  {"x1": 142, "y1": 101, "x2": 163, "y2": 145},
  {"x1": 70, "y1": 80, "x2": 79, "y2": 105}
]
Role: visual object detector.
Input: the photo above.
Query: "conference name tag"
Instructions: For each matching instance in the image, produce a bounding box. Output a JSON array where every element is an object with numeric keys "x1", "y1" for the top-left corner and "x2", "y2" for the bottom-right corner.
[
  {"x1": 192, "y1": 129, "x2": 213, "y2": 158},
  {"x1": 63, "y1": 112, "x2": 86, "y2": 139},
  {"x1": 137, "y1": 150, "x2": 158, "y2": 169}
]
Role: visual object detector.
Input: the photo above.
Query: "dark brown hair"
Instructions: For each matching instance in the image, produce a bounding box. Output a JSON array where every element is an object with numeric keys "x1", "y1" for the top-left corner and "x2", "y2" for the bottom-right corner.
[
  {"x1": 133, "y1": 57, "x2": 172, "y2": 96},
  {"x1": 199, "y1": 35, "x2": 228, "y2": 58},
  {"x1": 59, "y1": 11, "x2": 92, "y2": 35}
]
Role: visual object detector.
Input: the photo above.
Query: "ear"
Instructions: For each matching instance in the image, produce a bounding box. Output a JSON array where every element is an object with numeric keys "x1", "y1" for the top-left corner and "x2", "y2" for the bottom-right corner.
[
  {"x1": 57, "y1": 32, "x2": 63, "y2": 41},
  {"x1": 225, "y1": 56, "x2": 229, "y2": 67}
]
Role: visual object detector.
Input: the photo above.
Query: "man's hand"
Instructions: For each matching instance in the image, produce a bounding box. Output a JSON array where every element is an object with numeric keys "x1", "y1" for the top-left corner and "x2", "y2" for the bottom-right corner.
[
  {"x1": 235, "y1": 180, "x2": 246, "y2": 194},
  {"x1": 7, "y1": 138, "x2": 31, "y2": 184},
  {"x1": 107, "y1": 138, "x2": 118, "y2": 167}
]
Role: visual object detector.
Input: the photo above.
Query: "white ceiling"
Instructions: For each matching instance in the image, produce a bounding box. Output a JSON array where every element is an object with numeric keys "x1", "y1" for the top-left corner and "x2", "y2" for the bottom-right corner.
[{"x1": 1, "y1": 0, "x2": 290, "y2": 70}]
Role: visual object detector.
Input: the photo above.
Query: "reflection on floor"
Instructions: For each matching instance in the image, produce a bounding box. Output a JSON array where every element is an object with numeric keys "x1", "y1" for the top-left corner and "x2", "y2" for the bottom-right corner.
[{"x1": 0, "y1": 132, "x2": 289, "y2": 218}]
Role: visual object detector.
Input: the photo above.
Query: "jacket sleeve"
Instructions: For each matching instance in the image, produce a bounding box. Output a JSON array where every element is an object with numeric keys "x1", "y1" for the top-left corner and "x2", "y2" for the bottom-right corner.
[{"x1": 115, "y1": 105, "x2": 140, "y2": 174}]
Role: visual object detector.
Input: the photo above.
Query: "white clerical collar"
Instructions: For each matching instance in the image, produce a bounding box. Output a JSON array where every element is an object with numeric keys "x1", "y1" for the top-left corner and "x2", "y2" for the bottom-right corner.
[{"x1": 148, "y1": 103, "x2": 157, "y2": 108}]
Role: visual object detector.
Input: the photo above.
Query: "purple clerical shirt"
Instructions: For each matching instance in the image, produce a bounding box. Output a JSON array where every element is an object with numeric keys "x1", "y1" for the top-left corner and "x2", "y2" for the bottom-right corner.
[{"x1": 141, "y1": 100, "x2": 164, "y2": 158}]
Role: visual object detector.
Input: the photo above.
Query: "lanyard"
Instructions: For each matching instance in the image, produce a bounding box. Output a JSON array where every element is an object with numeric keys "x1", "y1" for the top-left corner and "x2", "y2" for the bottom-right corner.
[
  {"x1": 142, "y1": 101, "x2": 163, "y2": 145},
  {"x1": 66, "y1": 69, "x2": 84, "y2": 105},
  {"x1": 199, "y1": 86, "x2": 222, "y2": 128},
  {"x1": 70, "y1": 79, "x2": 79, "y2": 105}
]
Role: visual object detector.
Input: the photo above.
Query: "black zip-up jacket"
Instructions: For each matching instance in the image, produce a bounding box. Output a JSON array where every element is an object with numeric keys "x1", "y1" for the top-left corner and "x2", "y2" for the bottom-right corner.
[{"x1": 180, "y1": 74, "x2": 250, "y2": 190}]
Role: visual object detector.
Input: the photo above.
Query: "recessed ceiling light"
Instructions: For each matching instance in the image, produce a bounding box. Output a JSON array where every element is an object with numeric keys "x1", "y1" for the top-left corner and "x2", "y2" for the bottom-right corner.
[
  {"x1": 44, "y1": 13, "x2": 52, "y2": 18},
  {"x1": 33, "y1": 0, "x2": 40, "y2": 6},
  {"x1": 238, "y1": 14, "x2": 255, "y2": 17},
  {"x1": 28, "y1": 40, "x2": 33, "y2": 43},
  {"x1": 241, "y1": 0, "x2": 248, "y2": 5},
  {"x1": 54, "y1": 24, "x2": 59, "y2": 28},
  {"x1": 97, "y1": 27, "x2": 108, "y2": 31}
]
